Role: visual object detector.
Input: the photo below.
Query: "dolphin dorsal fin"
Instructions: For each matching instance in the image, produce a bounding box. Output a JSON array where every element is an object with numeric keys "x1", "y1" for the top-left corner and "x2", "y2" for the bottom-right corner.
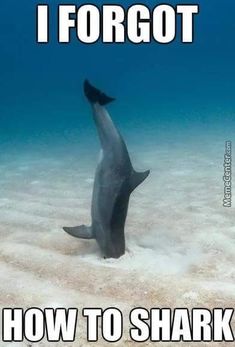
[{"x1": 130, "y1": 170, "x2": 150, "y2": 192}]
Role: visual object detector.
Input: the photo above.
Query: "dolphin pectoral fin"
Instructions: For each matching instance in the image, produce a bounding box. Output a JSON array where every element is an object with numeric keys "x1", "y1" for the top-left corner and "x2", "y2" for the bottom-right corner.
[
  {"x1": 130, "y1": 170, "x2": 150, "y2": 192},
  {"x1": 63, "y1": 225, "x2": 94, "y2": 239}
]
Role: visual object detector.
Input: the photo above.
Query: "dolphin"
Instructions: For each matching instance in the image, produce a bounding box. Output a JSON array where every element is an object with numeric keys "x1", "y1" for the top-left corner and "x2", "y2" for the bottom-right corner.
[{"x1": 63, "y1": 80, "x2": 150, "y2": 258}]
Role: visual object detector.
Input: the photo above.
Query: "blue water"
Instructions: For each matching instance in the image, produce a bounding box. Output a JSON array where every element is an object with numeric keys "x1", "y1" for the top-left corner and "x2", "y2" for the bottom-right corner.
[{"x1": 0, "y1": 0, "x2": 234, "y2": 153}]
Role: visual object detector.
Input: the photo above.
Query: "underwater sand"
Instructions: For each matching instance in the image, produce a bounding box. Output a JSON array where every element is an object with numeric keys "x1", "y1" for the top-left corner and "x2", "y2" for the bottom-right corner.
[{"x1": 0, "y1": 129, "x2": 234, "y2": 347}]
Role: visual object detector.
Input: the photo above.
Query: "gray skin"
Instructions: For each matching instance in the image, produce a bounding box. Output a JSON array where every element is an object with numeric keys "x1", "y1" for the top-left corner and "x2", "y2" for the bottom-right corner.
[{"x1": 63, "y1": 103, "x2": 150, "y2": 258}]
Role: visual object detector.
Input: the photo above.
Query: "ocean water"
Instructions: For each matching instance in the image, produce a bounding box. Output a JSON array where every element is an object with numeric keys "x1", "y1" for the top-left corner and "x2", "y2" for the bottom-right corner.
[{"x1": 0, "y1": 1, "x2": 235, "y2": 346}]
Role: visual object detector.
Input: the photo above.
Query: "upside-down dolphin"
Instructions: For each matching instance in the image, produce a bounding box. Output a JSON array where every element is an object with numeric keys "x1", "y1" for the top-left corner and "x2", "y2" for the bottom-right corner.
[{"x1": 63, "y1": 80, "x2": 150, "y2": 258}]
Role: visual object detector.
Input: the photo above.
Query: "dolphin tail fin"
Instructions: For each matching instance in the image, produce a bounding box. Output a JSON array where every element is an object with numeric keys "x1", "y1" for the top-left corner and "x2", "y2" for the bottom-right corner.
[
  {"x1": 130, "y1": 170, "x2": 150, "y2": 192},
  {"x1": 63, "y1": 225, "x2": 94, "y2": 239},
  {"x1": 84, "y1": 80, "x2": 115, "y2": 106}
]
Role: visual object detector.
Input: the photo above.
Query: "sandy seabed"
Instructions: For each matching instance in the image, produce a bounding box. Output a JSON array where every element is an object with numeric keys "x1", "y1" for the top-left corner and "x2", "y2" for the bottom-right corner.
[{"x1": 0, "y1": 134, "x2": 234, "y2": 347}]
